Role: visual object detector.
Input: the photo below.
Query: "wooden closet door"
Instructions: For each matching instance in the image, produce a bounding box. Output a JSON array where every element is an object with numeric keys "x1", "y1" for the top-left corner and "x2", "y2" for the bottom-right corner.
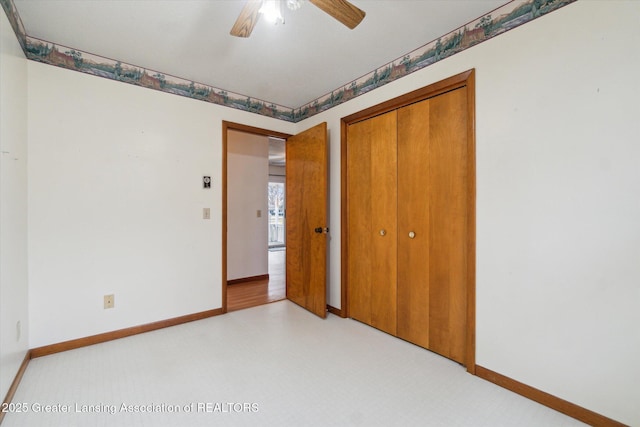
[
  {"x1": 397, "y1": 98, "x2": 431, "y2": 349},
  {"x1": 347, "y1": 111, "x2": 398, "y2": 335},
  {"x1": 397, "y1": 87, "x2": 468, "y2": 363}
]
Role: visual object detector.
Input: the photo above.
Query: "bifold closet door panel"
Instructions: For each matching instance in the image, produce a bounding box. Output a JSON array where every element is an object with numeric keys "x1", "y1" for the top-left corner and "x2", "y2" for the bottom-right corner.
[
  {"x1": 397, "y1": 98, "x2": 431, "y2": 349},
  {"x1": 347, "y1": 118, "x2": 374, "y2": 326},
  {"x1": 347, "y1": 111, "x2": 398, "y2": 335},
  {"x1": 428, "y1": 87, "x2": 469, "y2": 364}
]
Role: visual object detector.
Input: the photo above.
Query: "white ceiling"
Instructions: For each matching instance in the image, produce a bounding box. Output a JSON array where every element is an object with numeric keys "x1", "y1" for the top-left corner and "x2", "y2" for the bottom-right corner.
[{"x1": 13, "y1": 0, "x2": 507, "y2": 108}]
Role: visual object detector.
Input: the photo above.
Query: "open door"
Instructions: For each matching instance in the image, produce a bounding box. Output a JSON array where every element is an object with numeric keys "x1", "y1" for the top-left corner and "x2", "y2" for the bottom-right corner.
[{"x1": 285, "y1": 122, "x2": 328, "y2": 318}]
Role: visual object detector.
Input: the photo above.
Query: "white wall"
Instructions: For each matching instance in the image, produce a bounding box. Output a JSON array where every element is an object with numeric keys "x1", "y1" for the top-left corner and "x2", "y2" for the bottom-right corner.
[
  {"x1": 297, "y1": 1, "x2": 640, "y2": 425},
  {"x1": 27, "y1": 61, "x2": 294, "y2": 348},
  {"x1": 227, "y1": 130, "x2": 269, "y2": 281},
  {"x1": 0, "y1": 11, "x2": 29, "y2": 400}
]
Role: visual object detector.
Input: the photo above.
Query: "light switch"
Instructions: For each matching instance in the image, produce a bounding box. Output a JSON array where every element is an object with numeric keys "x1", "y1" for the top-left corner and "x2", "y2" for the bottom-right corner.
[{"x1": 203, "y1": 208, "x2": 211, "y2": 219}]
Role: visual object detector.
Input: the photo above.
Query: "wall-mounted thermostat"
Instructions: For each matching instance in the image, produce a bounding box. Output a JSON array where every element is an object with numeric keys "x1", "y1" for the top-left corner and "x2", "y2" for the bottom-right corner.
[{"x1": 203, "y1": 176, "x2": 211, "y2": 189}]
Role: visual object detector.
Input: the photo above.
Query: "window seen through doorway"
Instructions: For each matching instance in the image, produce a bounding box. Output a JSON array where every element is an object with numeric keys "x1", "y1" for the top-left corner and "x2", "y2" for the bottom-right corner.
[{"x1": 268, "y1": 182, "x2": 285, "y2": 247}]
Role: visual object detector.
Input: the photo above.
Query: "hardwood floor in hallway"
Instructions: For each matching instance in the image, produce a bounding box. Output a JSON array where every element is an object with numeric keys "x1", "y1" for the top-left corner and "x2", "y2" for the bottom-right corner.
[{"x1": 227, "y1": 248, "x2": 285, "y2": 312}]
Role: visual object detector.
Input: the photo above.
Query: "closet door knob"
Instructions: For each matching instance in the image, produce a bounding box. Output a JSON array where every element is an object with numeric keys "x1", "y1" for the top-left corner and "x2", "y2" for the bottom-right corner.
[
  {"x1": 408, "y1": 231, "x2": 416, "y2": 239},
  {"x1": 379, "y1": 229, "x2": 387, "y2": 236}
]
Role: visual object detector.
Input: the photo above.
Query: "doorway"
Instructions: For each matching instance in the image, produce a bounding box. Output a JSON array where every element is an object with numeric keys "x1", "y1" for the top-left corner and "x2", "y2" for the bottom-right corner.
[
  {"x1": 223, "y1": 123, "x2": 291, "y2": 313},
  {"x1": 223, "y1": 121, "x2": 329, "y2": 317},
  {"x1": 268, "y1": 136, "x2": 286, "y2": 249}
]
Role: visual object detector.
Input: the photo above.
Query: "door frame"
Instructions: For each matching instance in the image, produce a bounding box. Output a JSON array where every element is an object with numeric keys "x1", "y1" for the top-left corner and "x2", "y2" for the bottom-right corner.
[
  {"x1": 222, "y1": 121, "x2": 291, "y2": 313},
  {"x1": 340, "y1": 69, "x2": 476, "y2": 373}
]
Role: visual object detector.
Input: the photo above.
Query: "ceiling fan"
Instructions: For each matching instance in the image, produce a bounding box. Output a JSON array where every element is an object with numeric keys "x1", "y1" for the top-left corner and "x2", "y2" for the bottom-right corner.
[{"x1": 230, "y1": 0, "x2": 366, "y2": 38}]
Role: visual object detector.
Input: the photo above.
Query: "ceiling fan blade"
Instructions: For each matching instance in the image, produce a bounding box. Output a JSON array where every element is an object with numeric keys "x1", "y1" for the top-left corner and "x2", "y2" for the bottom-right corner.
[
  {"x1": 230, "y1": 0, "x2": 262, "y2": 38},
  {"x1": 309, "y1": 0, "x2": 365, "y2": 29}
]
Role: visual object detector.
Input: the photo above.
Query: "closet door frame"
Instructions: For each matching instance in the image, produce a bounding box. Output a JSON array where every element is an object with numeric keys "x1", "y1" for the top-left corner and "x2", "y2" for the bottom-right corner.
[{"x1": 340, "y1": 69, "x2": 476, "y2": 373}]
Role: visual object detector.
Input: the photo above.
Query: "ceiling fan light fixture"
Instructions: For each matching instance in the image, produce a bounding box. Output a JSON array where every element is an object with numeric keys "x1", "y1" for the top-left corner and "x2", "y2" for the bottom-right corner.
[
  {"x1": 230, "y1": 0, "x2": 364, "y2": 38},
  {"x1": 259, "y1": 0, "x2": 285, "y2": 25}
]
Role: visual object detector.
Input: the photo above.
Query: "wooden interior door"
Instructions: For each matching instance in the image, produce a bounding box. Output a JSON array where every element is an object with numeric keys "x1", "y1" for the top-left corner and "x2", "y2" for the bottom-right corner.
[
  {"x1": 397, "y1": 87, "x2": 468, "y2": 363},
  {"x1": 286, "y1": 122, "x2": 328, "y2": 318},
  {"x1": 347, "y1": 111, "x2": 398, "y2": 335}
]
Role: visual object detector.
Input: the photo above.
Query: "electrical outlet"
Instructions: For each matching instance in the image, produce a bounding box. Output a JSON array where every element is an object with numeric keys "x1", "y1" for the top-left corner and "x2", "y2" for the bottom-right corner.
[
  {"x1": 257, "y1": 210, "x2": 262, "y2": 218},
  {"x1": 104, "y1": 294, "x2": 115, "y2": 309},
  {"x1": 16, "y1": 321, "x2": 21, "y2": 342},
  {"x1": 203, "y1": 208, "x2": 211, "y2": 220}
]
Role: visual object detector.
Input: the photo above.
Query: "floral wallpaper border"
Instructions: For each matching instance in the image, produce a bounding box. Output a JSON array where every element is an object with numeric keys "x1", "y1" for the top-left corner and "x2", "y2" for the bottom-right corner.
[
  {"x1": 23, "y1": 35, "x2": 297, "y2": 121},
  {"x1": 295, "y1": 0, "x2": 576, "y2": 120},
  {"x1": 1, "y1": 0, "x2": 26, "y2": 49},
  {"x1": 2, "y1": 0, "x2": 576, "y2": 123}
]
